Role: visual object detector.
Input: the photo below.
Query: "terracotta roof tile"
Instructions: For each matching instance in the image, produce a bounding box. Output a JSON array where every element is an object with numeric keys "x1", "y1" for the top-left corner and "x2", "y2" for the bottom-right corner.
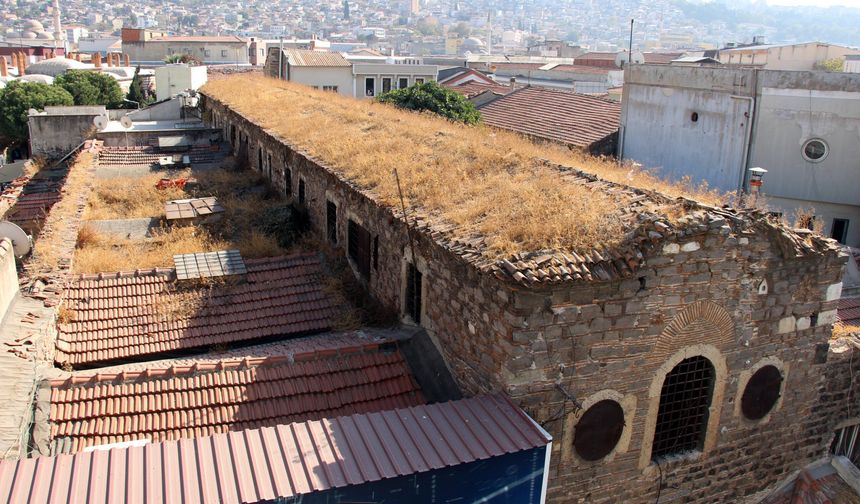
[
  {"x1": 444, "y1": 81, "x2": 513, "y2": 98},
  {"x1": 47, "y1": 346, "x2": 424, "y2": 454},
  {"x1": 55, "y1": 253, "x2": 338, "y2": 366},
  {"x1": 478, "y1": 86, "x2": 621, "y2": 148},
  {"x1": 837, "y1": 297, "x2": 860, "y2": 327}
]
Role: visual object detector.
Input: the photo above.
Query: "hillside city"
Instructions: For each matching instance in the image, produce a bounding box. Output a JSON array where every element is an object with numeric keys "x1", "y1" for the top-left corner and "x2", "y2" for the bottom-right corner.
[{"x1": 0, "y1": 0, "x2": 858, "y2": 503}]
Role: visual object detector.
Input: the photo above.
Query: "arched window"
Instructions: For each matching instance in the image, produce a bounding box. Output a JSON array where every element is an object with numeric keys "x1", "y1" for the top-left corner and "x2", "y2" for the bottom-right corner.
[{"x1": 652, "y1": 355, "x2": 715, "y2": 460}]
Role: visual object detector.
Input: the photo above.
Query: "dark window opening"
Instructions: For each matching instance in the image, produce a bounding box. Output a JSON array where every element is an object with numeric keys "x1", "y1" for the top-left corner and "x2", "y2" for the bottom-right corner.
[
  {"x1": 267, "y1": 153, "x2": 272, "y2": 178},
  {"x1": 832, "y1": 218, "x2": 849, "y2": 244},
  {"x1": 832, "y1": 423, "x2": 860, "y2": 467},
  {"x1": 652, "y1": 356, "x2": 715, "y2": 461},
  {"x1": 690, "y1": 112, "x2": 699, "y2": 122},
  {"x1": 382, "y1": 77, "x2": 392, "y2": 93},
  {"x1": 285, "y1": 169, "x2": 292, "y2": 197},
  {"x1": 574, "y1": 400, "x2": 625, "y2": 461},
  {"x1": 326, "y1": 201, "x2": 338, "y2": 244},
  {"x1": 298, "y1": 179, "x2": 305, "y2": 204},
  {"x1": 365, "y1": 77, "x2": 375, "y2": 97},
  {"x1": 741, "y1": 365, "x2": 782, "y2": 420},
  {"x1": 257, "y1": 148, "x2": 263, "y2": 172},
  {"x1": 405, "y1": 262, "x2": 423, "y2": 324},
  {"x1": 399, "y1": 77, "x2": 408, "y2": 89},
  {"x1": 373, "y1": 235, "x2": 379, "y2": 270},
  {"x1": 348, "y1": 219, "x2": 372, "y2": 279}
]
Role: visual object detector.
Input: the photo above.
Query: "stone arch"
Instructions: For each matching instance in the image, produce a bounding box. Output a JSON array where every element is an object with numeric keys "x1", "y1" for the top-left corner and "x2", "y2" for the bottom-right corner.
[{"x1": 653, "y1": 301, "x2": 735, "y2": 359}]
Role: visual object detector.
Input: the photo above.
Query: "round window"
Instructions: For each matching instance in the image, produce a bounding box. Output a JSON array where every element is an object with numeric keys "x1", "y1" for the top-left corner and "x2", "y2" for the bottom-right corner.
[
  {"x1": 741, "y1": 365, "x2": 783, "y2": 420},
  {"x1": 573, "y1": 400, "x2": 625, "y2": 461},
  {"x1": 802, "y1": 139, "x2": 828, "y2": 162}
]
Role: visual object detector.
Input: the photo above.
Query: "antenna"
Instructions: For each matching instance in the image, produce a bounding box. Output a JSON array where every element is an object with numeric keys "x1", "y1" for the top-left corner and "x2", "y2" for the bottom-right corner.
[
  {"x1": 93, "y1": 115, "x2": 108, "y2": 130},
  {"x1": 0, "y1": 221, "x2": 32, "y2": 257}
]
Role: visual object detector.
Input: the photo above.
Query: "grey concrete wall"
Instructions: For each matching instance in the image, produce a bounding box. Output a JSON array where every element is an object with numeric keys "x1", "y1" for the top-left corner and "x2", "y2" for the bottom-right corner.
[
  {"x1": 96, "y1": 127, "x2": 220, "y2": 147},
  {"x1": 620, "y1": 65, "x2": 755, "y2": 192},
  {"x1": 28, "y1": 111, "x2": 104, "y2": 159}
]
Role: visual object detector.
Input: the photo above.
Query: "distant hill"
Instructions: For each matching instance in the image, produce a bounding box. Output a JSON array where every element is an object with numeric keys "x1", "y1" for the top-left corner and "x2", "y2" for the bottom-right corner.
[{"x1": 673, "y1": 0, "x2": 860, "y2": 47}]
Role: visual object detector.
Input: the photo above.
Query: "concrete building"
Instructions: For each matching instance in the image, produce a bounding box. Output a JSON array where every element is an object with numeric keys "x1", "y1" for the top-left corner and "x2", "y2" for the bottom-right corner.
[
  {"x1": 155, "y1": 63, "x2": 208, "y2": 101},
  {"x1": 845, "y1": 54, "x2": 860, "y2": 73},
  {"x1": 203, "y1": 75, "x2": 852, "y2": 503},
  {"x1": 718, "y1": 42, "x2": 860, "y2": 70},
  {"x1": 620, "y1": 64, "x2": 860, "y2": 247},
  {"x1": 265, "y1": 48, "x2": 437, "y2": 98},
  {"x1": 122, "y1": 29, "x2": 249, "y2": 65},
  {"x1": 28, "y1": 106, "x2": 107, "y2": 159}
]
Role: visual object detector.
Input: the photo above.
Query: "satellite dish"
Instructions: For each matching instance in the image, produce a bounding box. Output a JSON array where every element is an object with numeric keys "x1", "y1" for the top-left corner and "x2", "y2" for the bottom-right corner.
[
  {"x1": 120, "y1": 115, "x2": 133, "y2": 129},
  {"x1": 0, "y1": 221, "x2": 32, "y2": 257},
  {"x1": 93, "y1": 115, "x2": 108, "y2": 130}
]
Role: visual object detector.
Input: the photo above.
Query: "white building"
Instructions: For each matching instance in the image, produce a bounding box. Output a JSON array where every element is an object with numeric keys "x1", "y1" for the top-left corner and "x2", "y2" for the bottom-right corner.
[
  {"x1": 266, "y1": 48, "x2": 438, "y2": 99},
  {"x1": 155, "y1": 64, "x2": 208, "y2": 101},
  {"x1": 718, "y1": 42, "x2": 860, "y2": 71},
  {"x1": 620, "y1": 64, "x2": 860, "y2": 247}
]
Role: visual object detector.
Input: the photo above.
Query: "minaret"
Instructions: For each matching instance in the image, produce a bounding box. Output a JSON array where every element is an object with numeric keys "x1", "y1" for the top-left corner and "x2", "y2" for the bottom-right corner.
[{"x1": 52, "y1": 0, "x2": 64, "y2": 44}]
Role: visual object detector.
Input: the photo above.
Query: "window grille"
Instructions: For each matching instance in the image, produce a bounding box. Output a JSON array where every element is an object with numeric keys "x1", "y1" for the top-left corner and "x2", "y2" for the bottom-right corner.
[
  {"x1": 405, "y1": 262, "x2": 422, "y2": 324},
  {"x1": 348, "y1": 219, "x2": 371, "y2": 279},
  {"x1": 326, "y1": 201, "x2": 337, "y2": 244},
  {"x1": 652, "y1": 356, "x2": 715, "y2": 460},
  {"x1": 833, "y1": 424, "x2": 860, "y2": 467}
]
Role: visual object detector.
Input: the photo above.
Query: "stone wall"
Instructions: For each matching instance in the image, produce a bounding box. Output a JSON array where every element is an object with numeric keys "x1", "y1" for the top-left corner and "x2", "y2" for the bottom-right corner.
[
  {"x1": 203, "y1": 94, "x2": 849, "y2": 503},
  {"x1": 0, "y1": 238, "x2": 18, "y2": 323}
]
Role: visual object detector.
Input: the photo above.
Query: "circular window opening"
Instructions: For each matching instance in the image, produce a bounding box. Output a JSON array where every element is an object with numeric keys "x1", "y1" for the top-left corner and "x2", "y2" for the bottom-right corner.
[
  {"x1": 691, "y1": 112, "x2": 699, "y2": 122},
  {"x1": 802, "y1": 139, "x2": 828, "y2": 162},
  {"x1": 573, "y1": 399, "x2": 625, "y2": 461},
  {"x1": 741, "y1": 365, "x2": 783, "y2": 420}
]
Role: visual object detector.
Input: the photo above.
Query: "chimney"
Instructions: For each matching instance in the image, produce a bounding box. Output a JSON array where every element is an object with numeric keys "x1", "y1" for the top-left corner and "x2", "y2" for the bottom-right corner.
[
  {"x1": 75, "y1": 53, "x2": 81, "y2": 62},
  {"x1": 94, "y1": 52, "x2": 102, "y2": 68},
  {"x1": 124, "y1": 53, "x2": 130, "y2": 66},
  {"x1": 0, "y1": 57, "x2": 7, "y2": 77},
  {"x1": 510, "y1": 76, "x2": 516, "y2": 87},
  {"x1": 16, "y1": 53, "x2": 25, "y2": 76},
  {"x1": 106, "y1": 53, "x2": 113, "y2": 66}
]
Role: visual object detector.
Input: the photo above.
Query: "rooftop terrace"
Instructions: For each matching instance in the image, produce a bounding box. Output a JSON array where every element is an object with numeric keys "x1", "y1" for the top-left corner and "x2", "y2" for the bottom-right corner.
[{"x1": 202, "y1": 75, "x2": 724, "y2": 262}]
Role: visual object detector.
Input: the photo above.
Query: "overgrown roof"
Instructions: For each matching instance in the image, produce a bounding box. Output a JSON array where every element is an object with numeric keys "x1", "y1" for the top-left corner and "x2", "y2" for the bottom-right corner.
[{"x1": 201, "y1": 75, "x2": 834, "y2": 286}]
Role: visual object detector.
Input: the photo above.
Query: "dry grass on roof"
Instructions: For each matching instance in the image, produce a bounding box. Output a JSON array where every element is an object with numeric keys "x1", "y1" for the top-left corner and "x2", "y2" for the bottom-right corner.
[
  {"x1": 203, "y1": 75, "x2": 723, "y2": 256},
  {"x1": 74, "y1": 168, "x2": 287, "y2": 273}
]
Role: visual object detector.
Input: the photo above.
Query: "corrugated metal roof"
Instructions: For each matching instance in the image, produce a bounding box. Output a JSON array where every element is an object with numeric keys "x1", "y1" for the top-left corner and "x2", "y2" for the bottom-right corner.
[
  {"x1": 0, "y1": 394, "x2": 550, "y2": 503},
  {"x1": 285, "y1": 49, "x2": 350, "y2": 67}
]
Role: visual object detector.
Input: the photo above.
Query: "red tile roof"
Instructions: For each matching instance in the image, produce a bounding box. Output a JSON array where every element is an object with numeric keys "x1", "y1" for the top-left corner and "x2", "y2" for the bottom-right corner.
[
  {"x1": 47, "y1": 344, "x2": 424, "y2": 453},
  {"x1": 5, "y1": 395, "x2": 549, "y2": 503},
  {"x1": 837, "y1": 297, "x2": 860, "y2": 327},
  {"x1": 150, "y1": 36, "x2": 246, "y2": 43},
  {"x1": 478, "y1": 86, "x2": 621, "y2": 148},
  {"x1": 444, "y1": 81, "x2": 512, "y2": 98},
  {"x1": 56, "y1": 254, "x2": 338, "y2": 366}
]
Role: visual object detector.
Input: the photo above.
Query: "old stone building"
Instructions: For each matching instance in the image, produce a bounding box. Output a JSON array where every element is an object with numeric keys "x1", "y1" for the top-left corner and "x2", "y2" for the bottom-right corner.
[{"x1": 201, "y1": 76, "x2": 850, "y2": 503}]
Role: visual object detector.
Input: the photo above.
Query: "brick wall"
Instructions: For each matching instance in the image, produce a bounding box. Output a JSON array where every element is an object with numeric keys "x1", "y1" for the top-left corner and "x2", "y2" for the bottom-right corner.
[{"x1": 203, "y1": 94, "x2": 851, "y2": 503}]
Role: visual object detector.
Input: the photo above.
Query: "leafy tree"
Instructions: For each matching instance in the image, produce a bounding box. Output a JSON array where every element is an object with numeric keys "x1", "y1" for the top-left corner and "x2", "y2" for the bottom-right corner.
[
  {"x1": 814, "y1": 58, "x2": 844, "y2": 72},
  {"x1": 415, "y1": 17, "x2": 442, "y2": 36},
  {"x1": 126, "y1": 66, "x2": 153, "y2": 107},
  {"x1": 0, "y1": 81, "x2": 74, "y2": 144},
  {"x1": 55, "y1": 70, "x2": 124, "y2": 108},
  {"x1": 376, "y1": 81, "x2": 481, "y2": 125},
  {"x1": 450, "y1": 21, "x2": 471, "y2": 38}
]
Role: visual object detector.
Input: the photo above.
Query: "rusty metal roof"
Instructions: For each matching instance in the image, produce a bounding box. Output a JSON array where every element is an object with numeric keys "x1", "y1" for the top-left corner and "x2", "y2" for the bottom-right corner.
[
  {"x1": 0, "y1": 394, "x2": 550, "y2": 503},
  {"x1": 284, "y1": 48, "x2": 350, "y2": 67}
]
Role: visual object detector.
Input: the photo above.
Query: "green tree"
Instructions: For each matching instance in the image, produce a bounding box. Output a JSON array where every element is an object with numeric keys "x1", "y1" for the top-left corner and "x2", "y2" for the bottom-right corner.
[
  {"x1": 0, "y1": 81, "x2": 74, "y2": 144},
  {"x1": 55, "y1": 70, "x2": 124, "y2": 108},
  {"x1": 376, "y1": 81, "x2": 481, "y2": 125},
  {"x1": 126, "y1": 66, "x2": 152, "y2": 108},
  {"x1": 814, "y1": 57, "x2": 844, "y2": 72},
  {"x1": 450, "y1": 21, "x2": 471, "y2": 38},
  {"x1": 163, "y1": 54, "x2": 202, "y2": 65}
]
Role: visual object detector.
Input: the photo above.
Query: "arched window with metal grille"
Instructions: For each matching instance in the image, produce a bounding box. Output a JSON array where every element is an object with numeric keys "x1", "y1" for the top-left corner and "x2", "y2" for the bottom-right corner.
[{"x1": 652, "y1": 355, "x2": 715, "y2": 461}]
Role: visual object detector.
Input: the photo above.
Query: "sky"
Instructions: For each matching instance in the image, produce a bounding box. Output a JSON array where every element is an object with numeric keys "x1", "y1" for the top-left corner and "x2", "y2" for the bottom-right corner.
[{"x1": 766, "y1": 0, "x2": 860, "y2": 6}]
